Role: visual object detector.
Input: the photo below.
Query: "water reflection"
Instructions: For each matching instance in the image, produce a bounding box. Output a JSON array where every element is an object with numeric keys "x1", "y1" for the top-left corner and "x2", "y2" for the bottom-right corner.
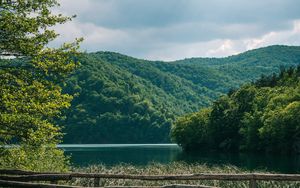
[
  {"x1": 60, "y1": 144, "x2": 300, "y2": 173},
  {"x1": 62, "y1": 144, "x2": 181, "y2": 167}
]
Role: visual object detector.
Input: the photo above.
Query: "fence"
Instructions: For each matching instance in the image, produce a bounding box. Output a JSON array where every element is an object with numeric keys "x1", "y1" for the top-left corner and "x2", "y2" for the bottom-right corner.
[{"x1": 1, "y1": 169, "x2": 300, "y2": 188}]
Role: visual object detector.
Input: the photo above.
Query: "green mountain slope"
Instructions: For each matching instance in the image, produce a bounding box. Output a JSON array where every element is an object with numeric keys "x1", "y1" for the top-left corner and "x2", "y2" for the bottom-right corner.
[{"x1": 61, "y1": 45, "x2": 300, "y2": 143}]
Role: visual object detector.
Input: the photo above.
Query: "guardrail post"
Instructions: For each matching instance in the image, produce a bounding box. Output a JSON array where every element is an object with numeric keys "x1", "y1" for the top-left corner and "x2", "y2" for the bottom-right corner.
[
  {"x1": 94, "y1": 177, "x2": 100, "y2": 187},
  {"x1": 50, "y1": 180, "x2": 58, "y2": 184},
  {"x1": 249, "y1": 178, "x2": 257, "y2": 188}
]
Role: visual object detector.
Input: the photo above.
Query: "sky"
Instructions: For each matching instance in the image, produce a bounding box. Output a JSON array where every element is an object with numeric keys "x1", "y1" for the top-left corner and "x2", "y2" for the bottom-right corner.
[{"x1": 53, "y1": 0, "x2": 300, "y2": 61}]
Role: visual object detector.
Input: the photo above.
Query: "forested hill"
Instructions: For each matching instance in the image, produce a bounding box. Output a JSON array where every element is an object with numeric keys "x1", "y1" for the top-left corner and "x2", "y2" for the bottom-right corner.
[{"x1": 61, "y1": 45, "x2": 300, "y2": 143}]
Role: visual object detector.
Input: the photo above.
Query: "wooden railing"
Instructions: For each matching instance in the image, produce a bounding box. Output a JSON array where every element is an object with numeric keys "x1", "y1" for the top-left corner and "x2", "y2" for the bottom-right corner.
[{"x1": 1, "y1": 169, "x2": 300, "y2": 188}]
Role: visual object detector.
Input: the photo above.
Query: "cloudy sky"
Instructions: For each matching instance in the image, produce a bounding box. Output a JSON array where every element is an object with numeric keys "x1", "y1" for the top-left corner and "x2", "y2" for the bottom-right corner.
[{"x1": 52, "y1": 0, "x2": 300, "y2": 61}]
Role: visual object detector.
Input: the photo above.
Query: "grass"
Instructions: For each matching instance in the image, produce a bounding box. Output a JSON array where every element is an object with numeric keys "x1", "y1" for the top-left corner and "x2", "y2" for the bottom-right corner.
[{"x1": 68, "y1": 162, "x2": 300, "y2": 188}]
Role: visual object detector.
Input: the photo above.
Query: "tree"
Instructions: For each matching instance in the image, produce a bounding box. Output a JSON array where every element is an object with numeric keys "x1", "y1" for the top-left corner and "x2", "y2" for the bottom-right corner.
[
  {"x1": 0, "y1": 0, "x2": 82, "y2": 171},
  {"x1": 171, "y1": 108, "x2": 211, "y2": 150}
]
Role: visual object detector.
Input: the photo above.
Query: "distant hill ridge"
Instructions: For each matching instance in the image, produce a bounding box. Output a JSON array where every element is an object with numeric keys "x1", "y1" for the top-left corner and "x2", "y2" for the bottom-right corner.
[{"x1": 61, "y1": 45, "x2": 300, "y2": 143}]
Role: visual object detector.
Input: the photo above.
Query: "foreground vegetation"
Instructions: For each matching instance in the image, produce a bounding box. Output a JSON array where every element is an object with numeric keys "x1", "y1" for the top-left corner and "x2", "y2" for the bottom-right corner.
[
  {"x1": 172, "y1": 65, "x2": 300, "y2": 154},
  {"x1": 68, "y1": 162, "x2": 300, "y2": 188},
  {"x1": 0, "y1": 0, "x2": 80, "y2": 171}
]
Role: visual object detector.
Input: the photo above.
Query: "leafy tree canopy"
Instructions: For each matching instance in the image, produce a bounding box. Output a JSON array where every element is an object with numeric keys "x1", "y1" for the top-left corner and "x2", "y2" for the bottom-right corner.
[
  {"x1": 171, "y1": 65, "x2": 300, "y2": 154},
  {"x1": 0, "y1": 0, "x2": 81, "y2": 171}
]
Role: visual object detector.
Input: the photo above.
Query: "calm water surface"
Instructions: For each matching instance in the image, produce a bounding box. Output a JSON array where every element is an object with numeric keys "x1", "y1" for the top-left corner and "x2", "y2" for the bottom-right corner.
[{"x1": 58, "y1": 144, "x2": 300, "y2": 173}]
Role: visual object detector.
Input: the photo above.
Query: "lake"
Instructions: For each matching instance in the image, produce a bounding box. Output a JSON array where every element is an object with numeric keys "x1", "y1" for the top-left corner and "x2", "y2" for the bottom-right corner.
[{"x1": 58, "y1": 144, "x2": 300, "y2": 173}]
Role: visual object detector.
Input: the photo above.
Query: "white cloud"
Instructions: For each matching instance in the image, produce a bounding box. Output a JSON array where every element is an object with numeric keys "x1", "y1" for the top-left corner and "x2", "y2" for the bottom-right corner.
[
  {"x1": 142, "y1": 20, "x2": 300, "y2": 61},
  {"x1": 206, "y1": 40, "x2": 238, "y2": 57},
  {"x1": 139, "y1": 40, "x2": 238, "y2": 61},
  {"x1": 51, "y1": 21, "x2": 130, "y2": 52},
  {"x1": 244, "y1": 20, "x2": 300, "y2": 50}
]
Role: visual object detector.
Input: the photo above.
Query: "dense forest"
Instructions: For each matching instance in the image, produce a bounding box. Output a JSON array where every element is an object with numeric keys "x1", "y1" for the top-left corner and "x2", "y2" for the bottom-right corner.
[
  {"x1": 61, "y1": 45, "x2": 300, "y2": 143},
  {"x1": 171, "y1": 65, "x2": 300, "y2": 153}
]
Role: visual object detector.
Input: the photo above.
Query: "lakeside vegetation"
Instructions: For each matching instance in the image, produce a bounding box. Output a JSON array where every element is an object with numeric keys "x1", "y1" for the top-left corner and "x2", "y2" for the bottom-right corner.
[
  {"x1": 68, "y1": 162, "x2": 300, "y2": 188},
  {"x1": 171, "y1": 65, "x2": 300, "y2": 153}
]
